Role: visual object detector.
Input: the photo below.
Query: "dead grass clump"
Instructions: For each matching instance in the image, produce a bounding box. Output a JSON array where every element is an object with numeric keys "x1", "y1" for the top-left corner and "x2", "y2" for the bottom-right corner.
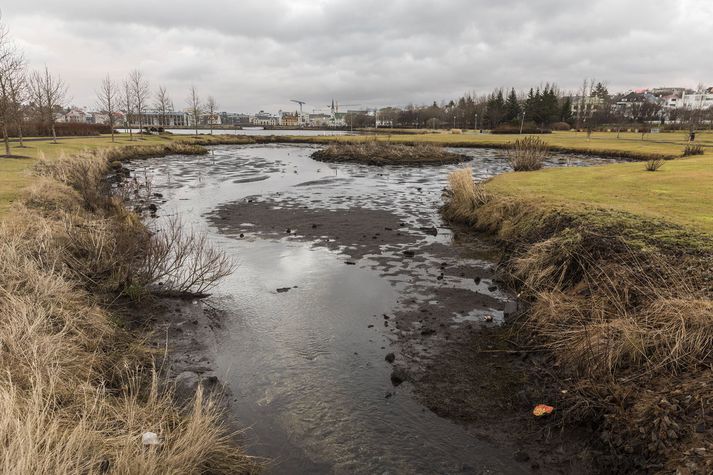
[
  {"x1": 312, "y1": 141, "x2": 469, "y2": 165},
  {"x1": 34, "y1": 152, "x2": 110, "y2": 210},
  {"x1": 506, "y1": 136, "x2": 549, "y2": 171},
  {"x1": 644, "y1": 158, "x2": 665, "y2": 171},
  {"x1": 441, "y1": 168, "x2": 489, "y2": 222}
]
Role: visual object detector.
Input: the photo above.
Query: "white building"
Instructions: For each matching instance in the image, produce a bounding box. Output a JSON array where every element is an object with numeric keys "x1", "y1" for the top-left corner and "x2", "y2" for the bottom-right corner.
[
  {"x1": 250, "y1": 111, "x2": 279, "y2": 126},
  {"x1": 680, "y1": 89, "x2": 713, "y2": 110}
]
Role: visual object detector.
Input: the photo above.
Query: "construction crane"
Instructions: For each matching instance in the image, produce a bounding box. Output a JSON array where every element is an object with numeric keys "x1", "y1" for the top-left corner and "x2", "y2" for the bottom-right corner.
[
  {"x1": 325, "y1": 100, "x2": 360, "y2": 113},
  {"x1": 290, "y1": 99, "x2": 306, "y2": 113}
]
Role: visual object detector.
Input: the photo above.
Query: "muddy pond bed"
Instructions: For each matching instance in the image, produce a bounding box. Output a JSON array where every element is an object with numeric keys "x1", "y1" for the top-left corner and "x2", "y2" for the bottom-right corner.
[{"x1": 129, "y1": 145, "x2": 619, "y2": 474}]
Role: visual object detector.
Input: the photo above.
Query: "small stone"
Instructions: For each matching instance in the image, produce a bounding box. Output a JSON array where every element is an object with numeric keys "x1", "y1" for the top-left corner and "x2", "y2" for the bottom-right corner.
[
  {"x1": 276, "y1": 287, "x2": 291, "y2": 293},
  {"x1": 385, "y1": 353, "x2": 395, "y2": 363},
  {"x1": 514, "y1": 451, "x2": 530, "y2": 462}
]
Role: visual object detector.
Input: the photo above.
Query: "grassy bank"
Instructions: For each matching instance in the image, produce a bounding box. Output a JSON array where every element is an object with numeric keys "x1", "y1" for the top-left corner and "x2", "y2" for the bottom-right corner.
[
  {"x1": 0, "y1": 143, "x2": 257, "y2": 472},
  {"x1": 283, "y1": 130, "x2": 711, "y2": 161},
  {"x1": 443, "y1": 165, "x2": 713, "y2": 473},
  {"x1": 0, "y1": 134, "x2": 257, "y2": 216}
]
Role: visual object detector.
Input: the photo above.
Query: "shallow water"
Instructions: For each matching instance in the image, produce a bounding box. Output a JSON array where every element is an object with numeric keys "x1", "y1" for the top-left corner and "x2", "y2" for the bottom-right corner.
[{"x1": 131, "y1": 145, "x2": 616, "y2": 474}]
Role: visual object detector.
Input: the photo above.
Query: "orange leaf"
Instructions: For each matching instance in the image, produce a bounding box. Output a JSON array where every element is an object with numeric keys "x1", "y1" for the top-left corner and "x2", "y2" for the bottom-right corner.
[{"x1": 533, "y1": 404, "x2": 555, "y2": 417}]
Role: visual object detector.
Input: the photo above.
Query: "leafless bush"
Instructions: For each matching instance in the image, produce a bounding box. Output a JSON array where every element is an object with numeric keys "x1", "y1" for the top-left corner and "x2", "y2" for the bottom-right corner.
[
  {"x1": 644, "y1": 158, "x2": 665, "y2": 172},
  {"x1": 141, "y1": 217, "x2": 236, "y2": 297},
  {"x1": 682, "y1": 144, "x2": 704, "y2": 156},
  {"x1": 506, "y1": 136, "x2": 549, "y2": 171}
]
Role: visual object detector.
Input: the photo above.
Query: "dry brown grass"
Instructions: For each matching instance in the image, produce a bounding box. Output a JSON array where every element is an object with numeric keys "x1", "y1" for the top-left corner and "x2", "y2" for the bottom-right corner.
[
  {"x1": 0, "y1": 144, "x2": 257, "y2": 473},
  {"x1": 440, "y1": 177, "x2": 713, "y2": 472},
  {"x1": 312, "y1": 140, "x2": 469, "y2": 165},
  {"x1": 441, "y1": 167, "x2": 489, "y2": 222},
  {"x1": 506, "y1": 136, "x2": 549, "y2": 171}
]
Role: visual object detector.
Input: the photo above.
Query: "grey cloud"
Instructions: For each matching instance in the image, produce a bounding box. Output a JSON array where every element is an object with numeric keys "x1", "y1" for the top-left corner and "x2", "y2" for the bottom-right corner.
[{"x1": 1, "y1": 0, "x2": 712, "y2": 112}]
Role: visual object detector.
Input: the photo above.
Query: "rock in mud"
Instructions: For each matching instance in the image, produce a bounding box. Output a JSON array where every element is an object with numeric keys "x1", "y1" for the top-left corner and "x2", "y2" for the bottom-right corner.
[
  {"x1": 385, "y1": 352, "x2": 396, "y2": 363},
  {"x1": 419, "y1": 226, "x2": 438, "y2": 236},
  {"x1": 514, "y1": 451, "x2": 530, "y2": 462},
  {"x1": 402, "y1": 250, "x2": 416, "y2": 258},
  {"x1": 276, "y1": 287, "x2": 291, "y2": 293},
  {"x1": 390, "y1": 368, "x2": 407, "y2": 386}
]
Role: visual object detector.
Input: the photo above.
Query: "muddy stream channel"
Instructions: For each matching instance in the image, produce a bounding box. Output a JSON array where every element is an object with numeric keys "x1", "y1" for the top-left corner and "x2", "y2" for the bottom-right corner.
[{"x1": 128, "y1": 145, "x2": 615, "y2": 474}]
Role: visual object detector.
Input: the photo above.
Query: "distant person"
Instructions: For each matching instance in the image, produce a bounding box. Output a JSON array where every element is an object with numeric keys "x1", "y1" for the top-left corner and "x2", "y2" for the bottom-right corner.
[{"x1": 689, "y1": 130, "x2": 696, "y2": 142}]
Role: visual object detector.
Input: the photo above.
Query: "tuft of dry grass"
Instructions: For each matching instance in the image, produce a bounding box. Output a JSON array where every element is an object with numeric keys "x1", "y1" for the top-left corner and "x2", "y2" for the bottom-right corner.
[
  {"x1": 442, "y1": 168, "x2": 489, "y2": 222},
  {"x1": 506, "y1": 136, "x2": 549, "y2": 171}
]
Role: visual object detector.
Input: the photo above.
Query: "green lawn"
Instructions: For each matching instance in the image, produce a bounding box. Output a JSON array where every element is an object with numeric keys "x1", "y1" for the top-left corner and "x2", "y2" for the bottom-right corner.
[
  {"x1": 485, "y1": 154, "x2": 713, "y2": 235},
  {"x1": 0, "y1": 135, "x2": 173, "y2": 216}
]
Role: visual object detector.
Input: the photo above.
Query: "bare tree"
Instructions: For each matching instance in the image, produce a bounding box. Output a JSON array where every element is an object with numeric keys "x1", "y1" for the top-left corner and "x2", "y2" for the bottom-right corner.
[
  {"x1": 0, "y1": 18, "x2": 25, "y2": 156},
  {"x1": 28, "y1": 66, "x2": 67, "y2": 144},
  {"x1": 122, "y1": 79, "x2": 134, "y2": 141},
  {"x1": 186, "y1": 85, "x2": 203, "y2": 136},
  {"x1": 128, "y1": 69, "x2": 150, "y2": 132},
  {"x1": 96, "y1": 74, "x2": 118, "y2": 142},
  {"x1": 154, "y1": 85, "x2": 172, "y2": 128},
  {"x1": 205, "y1": 95, "x2": 218, "y2": 135}
]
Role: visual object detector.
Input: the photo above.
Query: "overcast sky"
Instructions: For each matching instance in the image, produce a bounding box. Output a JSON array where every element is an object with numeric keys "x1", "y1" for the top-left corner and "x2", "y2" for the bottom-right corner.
[{"x1": 2, "y1": 0, "x2": 712, "y2": 113}]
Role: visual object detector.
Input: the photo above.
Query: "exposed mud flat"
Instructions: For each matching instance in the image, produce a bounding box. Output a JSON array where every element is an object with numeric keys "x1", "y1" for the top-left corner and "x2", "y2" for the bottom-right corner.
[{"x1": 130, "y1": 144, "x2": 620, "y2": 474}]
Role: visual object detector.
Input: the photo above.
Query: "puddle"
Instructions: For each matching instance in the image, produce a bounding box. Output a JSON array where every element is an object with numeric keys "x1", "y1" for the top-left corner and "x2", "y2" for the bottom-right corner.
[{"x1": 129, "y1": 144, "x2": 619, "y2": 474}]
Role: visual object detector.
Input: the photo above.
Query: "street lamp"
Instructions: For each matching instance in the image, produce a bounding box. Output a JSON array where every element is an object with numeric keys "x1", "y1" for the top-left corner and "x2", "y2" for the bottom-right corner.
[{"x1": 519, "y1": 111, "x2": 526, "y2": 134}]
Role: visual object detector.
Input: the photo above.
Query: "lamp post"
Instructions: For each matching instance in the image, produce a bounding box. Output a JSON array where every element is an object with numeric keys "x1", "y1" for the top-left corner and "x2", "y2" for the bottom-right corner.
[
  {"x1": 474, "y1": 113, "x2": 478, "y2": 131},
  {"x1": 519, "y1": 111, "x2": 526, "y2": 134}
]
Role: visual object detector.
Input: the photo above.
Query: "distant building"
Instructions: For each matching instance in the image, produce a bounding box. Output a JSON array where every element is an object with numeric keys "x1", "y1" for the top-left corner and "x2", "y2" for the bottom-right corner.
[
  {"x1": 570, "y1": 96, "x2": 606, "y2": 119},
  {"x1": 279, "y1": 111, "x2": 300, "y2": 127},
  {"x1": 220, "y1": 112, "x2": 251, "y2": 126},
  {"x1": 681, "y1": 89, "x2": 713, "y2": 110},
  {"x1": 128, "y1": 111, "x2": 191, "y2": 127},
  {"x1": 250, "y1": 111, "x2": 278, "y2": 126}
]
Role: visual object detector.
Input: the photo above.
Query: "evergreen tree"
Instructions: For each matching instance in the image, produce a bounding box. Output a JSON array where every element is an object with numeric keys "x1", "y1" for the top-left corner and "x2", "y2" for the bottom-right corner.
[
  {"x1": 505, "y1": 88, "x2": 521, "y2": 122},
  {"x1": 560, "y1": 96, "x2": 573, "y2": 124}
]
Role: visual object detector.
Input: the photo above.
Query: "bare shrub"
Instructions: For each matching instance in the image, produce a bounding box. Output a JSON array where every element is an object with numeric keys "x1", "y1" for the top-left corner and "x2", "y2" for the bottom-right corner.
[
  {"x1": 644, "y1": 158, "x2": 665, "y2": 172},
  {"x1": 506, "y1": 136, "x2": 548, "y2": 171},
  {"x1": 682, "y1": 144, "x2": 704, "y2": 157},
  {"x1": 442, "y1": 168, "x2": 489, "y2": 222},
  {"x1": 142, "y1": 217, "x2": 236, "y2": 297}
]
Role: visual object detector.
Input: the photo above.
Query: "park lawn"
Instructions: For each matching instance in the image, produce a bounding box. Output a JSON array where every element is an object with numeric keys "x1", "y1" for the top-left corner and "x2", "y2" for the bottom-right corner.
[
  {"x1": 0, "y1": 134, "x2": 174, "y2": 216},
  {"x1": 316, "y1": 130, "x2": 713, "y2": 159},
  {"x1": 484, "y1": 154, "x2": 713, "y2": 236}
]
